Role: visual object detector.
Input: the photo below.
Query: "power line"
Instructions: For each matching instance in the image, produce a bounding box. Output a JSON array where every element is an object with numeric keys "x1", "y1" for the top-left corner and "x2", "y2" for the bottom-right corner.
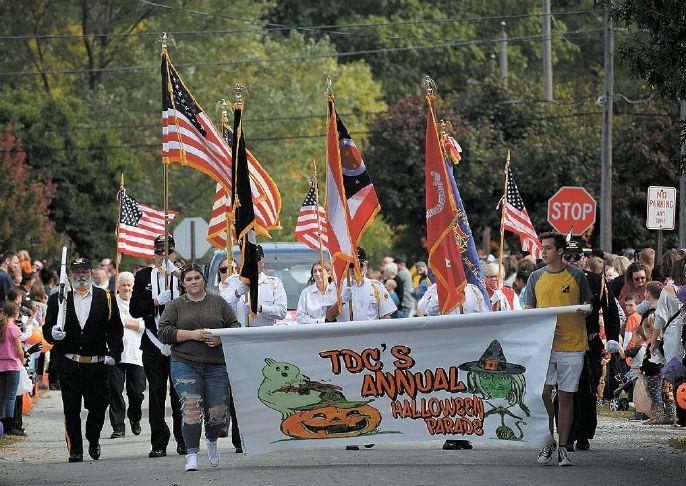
[
  {"x1": 0, "y1": 8, "x2": 598, "y2": 41},
  {"x1": 0, "y1": 30, "x2": 606, "y2": 78}
]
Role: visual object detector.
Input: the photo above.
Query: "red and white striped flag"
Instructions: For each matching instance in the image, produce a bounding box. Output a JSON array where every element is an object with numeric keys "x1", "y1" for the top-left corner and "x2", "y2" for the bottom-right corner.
[
  {"x1": 118, "y1": 193, "x2": 176, "y2": 259},
  {"x1": 502, "y1": 167, "x2": 542, "y2": 259},
  {"x1": 294, "y1": 182, "x2": 328, "y2": 251},
  {"x1": 161, "y1": 50, "x2": 231, "y2": 191}
]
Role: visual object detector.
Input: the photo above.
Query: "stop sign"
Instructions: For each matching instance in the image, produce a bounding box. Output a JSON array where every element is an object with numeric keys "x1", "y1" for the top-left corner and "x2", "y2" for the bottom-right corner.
[{"x1": 547, "y1": 186, "x2": 596, "y2": 235}]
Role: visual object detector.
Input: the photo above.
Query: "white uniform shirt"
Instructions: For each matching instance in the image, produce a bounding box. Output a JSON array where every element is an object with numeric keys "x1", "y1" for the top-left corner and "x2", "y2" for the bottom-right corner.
[
  {"x1": 219, "y1": 273, "x2": 241, "y2": 316},
  {"x1": 418, "y1": 283, "x2": 489, "y2": 316},
  {"x1": 489, "y1": 288, "x2": 522, "y2": 311},
  {"x1": 73, "y1": 286, "x2": 94, "y2": 329},
  {"x1": 337, "y1": 278, "x2": 397, "y2": 322},
  {"x1": 225, "y1": 272, "x2": 288, "y2": 327},
  {"x1": 296, "y1": 283, "x2": 337, "y2": 324},
  {"x1": 117, "y1": 295, "x2": 145, "y2": 366}
]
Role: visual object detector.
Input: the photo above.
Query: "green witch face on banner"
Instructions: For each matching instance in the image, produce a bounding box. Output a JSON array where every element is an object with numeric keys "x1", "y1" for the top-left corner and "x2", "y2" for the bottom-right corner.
[{"x1": 459, "y1": 340, "x2": 530, "y2": 441}]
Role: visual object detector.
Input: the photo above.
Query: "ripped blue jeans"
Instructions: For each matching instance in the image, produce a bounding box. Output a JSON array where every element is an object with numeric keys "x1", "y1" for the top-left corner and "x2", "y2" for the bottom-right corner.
[{"x1": 170, "y1": 357, "x2": 230, "y2": 454}]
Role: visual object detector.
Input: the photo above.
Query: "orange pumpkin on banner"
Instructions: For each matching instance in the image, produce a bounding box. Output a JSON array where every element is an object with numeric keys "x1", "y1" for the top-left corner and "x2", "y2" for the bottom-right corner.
[
  {"x1": 676, "y1": 382, "x2": 686, "y2": 410},
  {"x1": 280, "y1": 404, "x2": 381, "y2": 439}
]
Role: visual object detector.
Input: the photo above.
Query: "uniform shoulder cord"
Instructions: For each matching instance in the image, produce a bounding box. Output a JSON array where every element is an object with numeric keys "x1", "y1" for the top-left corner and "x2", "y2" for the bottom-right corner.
[
  {"x1": 371, "y1": 282, "x2": 381, "y2": 313},
  {"x1": 105, "y1": 289, "x2": 112, "y2": 321}
]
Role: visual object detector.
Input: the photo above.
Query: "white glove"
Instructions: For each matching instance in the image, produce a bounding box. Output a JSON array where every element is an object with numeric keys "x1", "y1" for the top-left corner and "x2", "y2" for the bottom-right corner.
[
  {"x1": 341, "y1": 286, "x2": 353, "y2": 303},
  {"x1": 605, "y1": 340, "x2": 620, "y2": 354},
  {"x1": 237, "y1": 282, "x2": 250, "y2": 297},
  {"x1": 157, "y1": 290, "x2": 172, "y2": 306},
  {"x1": 104, "y1": 356, "x2": 116, "y2": 366},
  {"x1": 162, "y1": 259, "x2": 179, "y2": 274},
  {"x1": 51, "y1": 327, "x2": 66, "y2": 341}
]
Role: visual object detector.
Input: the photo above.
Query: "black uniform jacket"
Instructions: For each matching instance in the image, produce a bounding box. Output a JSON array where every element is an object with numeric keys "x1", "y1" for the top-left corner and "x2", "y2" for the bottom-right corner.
[
  {"x1": 129, "y1": 266, "x2": 177, "y2": 355},
  {"x1": 43, "y1": 287, "x2": 124, "y2": 371},
  {"x1": 585, "y1": 271, "x2": 620, "y2": 343}
]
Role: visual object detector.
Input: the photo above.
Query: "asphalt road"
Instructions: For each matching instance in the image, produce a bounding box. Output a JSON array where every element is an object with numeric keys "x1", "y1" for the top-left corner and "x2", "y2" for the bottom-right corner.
[{"x1": 1, "y1": 389, "x2": 684, "y2": 486}]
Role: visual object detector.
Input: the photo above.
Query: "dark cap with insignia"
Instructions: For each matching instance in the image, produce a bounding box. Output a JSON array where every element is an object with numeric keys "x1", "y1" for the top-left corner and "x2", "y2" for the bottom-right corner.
[
  {"x1": 566, "y1": 240, "x2": 583, "y2": 254},
  {"x1": 153, "y1": 235, "x2": 175, "y2": 255},
  {"x1": 256, "y1": 244, "x2": 265, "y2": 260},
  {"x1": 70, "y1": 257, "x2": 91, "y2": 270},
  {"x1": 357, "y1": 246, "x2": 368, "y2": 263}
]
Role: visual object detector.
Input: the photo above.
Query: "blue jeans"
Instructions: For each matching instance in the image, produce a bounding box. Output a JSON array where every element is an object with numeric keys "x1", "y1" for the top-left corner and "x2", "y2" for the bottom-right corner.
[
  {"x1": 0, "y1": 370, "x2": 20, "y2": 418},
  {"x1": 170, "y1": 358, "x2": 230, "y2": 454}
]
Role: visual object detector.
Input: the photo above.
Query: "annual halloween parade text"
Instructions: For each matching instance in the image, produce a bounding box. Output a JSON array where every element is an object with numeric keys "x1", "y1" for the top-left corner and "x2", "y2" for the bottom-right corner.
[{"x1": 319, "y1": 345, "x2": 485, "y2": 436}]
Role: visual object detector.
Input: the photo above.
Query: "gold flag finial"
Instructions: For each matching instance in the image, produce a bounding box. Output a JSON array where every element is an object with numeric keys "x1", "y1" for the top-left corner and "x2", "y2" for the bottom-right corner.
[
  {"x1": 158, "y1": 32, "x2": 175, "y2": 52},
  {"x1": 216, "y1": 98, "x2": 229, "y2": 124},
  {"x1": 422, "y1": 75, "x2": 436, "y2": 96},
  {"x1": 326, "y1": 76, "x2": 333, "y2": 97},
  {"x1": 233, "y1": 83, "x2": 248, "y2": 106}
]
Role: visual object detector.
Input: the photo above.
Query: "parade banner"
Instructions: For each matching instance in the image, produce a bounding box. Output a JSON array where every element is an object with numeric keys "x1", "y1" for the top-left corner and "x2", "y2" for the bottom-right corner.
[{"x1": 214, "y1": 307, "x2": 585, "y2": 456}]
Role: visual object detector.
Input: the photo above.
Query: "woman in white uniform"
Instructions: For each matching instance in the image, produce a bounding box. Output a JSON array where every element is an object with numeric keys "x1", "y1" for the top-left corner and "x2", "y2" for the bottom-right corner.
[{"x1": 296, "y1": 260, "x2": 336, "y2": 324}]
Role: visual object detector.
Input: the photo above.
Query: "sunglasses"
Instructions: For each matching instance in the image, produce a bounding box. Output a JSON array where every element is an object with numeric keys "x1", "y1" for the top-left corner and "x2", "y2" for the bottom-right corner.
[
  {"x1": 563, "y1": 254, "x2": 582, "y2": 262},
  {"x1": 633, "y1": 276, "x2": 646, "y2": 282},
  {"x1": 218, "y1": 266, "x2": 229, "y2": 274}
]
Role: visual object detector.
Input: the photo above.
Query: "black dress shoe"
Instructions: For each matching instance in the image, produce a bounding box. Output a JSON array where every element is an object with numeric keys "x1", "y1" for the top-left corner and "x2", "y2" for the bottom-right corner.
[
  {"x1": 575, "y1": 439, "x2": 590, "y2": 451},
  {"x1": 218, "y1": 426, "x2": 229, "y2": 438},
  {"x1": 443, "y1": 440, "x2": 472, "y2": 450},
  {"x1": 148, "y1": 449, "x2": 167, "y2": 458},
  {"x1": 363, "y1": 444, "x2": 375, "y2": 449},
  {"x1": 346, "y1": 445, "x2": 360, "y2": 450},
  {"x1": 130, "y1": 421, "x2": 141, "y2": 436},
  {"x1": 176, "y1": 444, "x2": 187, "y2": 456},
  {"x1": 235, "y1": 446, "x2": 243, "y2": 454},
  {"x1": 110, "y1": 430, "x2": 125, "y2": 439},
  {"x1": 88, "y1": 442, "x2": 101, "y2": 460},
  {"x1": 68, "y1": 453, "x2": 83, "y2": 463}
]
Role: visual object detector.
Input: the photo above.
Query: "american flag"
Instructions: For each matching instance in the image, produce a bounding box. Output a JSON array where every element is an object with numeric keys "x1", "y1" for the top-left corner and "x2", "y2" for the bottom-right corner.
[
  {"x1": 161, "y1": 51, "x2": 231, "y2": 190},
  {"x1": 502, "y1": 167, "x2": 542, "y2": 259},
  {"x1": 294, "y1": 182, "x2": 328, "y2": 251},
  {"x1": 117, "y1": 193, "x2": 175, "y2": 259}
]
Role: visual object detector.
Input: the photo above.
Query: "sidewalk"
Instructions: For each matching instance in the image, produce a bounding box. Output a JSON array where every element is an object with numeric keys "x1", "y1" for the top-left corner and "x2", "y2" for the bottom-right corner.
[{"x1": 1, "y1": 388, "x2": 684, "y2": 486}]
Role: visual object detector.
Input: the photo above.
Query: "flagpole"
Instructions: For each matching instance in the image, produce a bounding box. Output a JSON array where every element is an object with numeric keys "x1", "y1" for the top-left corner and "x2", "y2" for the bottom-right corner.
[
  {"x1": 218, "y1": 98, "x2": 235, "y2": 272},
  {"x1": 160, "y1": 33, "x2": 173, "y2": 291},
  {"x1": 311, "y1": 159, "x2": 325, "y2": 264},
  {"x1": 498, "y1": 150, "x2": 511, "y2": 285},
  {"x1": 114, "y1": 173, "x2": 124, "y2": 293}
]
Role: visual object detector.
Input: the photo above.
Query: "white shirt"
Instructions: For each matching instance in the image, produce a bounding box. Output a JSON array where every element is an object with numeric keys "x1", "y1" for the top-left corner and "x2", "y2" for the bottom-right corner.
[
  {"x1": 337, "y1": 278, "x2": 397, "y2": 322},
  {"x1": 219, "y1": 273, "x2": 241, "y2": 316},
  {"x1": 489, "y1": 288, "x2": 522, "y2": 311},
  {"x1": 418, "y1": 283, "x2": 489, "y2": 316},
  {"x1": 73, "y1": 286, "x2": 93, "y2": 329},
  {"x1": 117, "y1": 295, "x2": 144, "y2": 366},
  {"x1": 296, "y1": 283, "x2": 337, "y2": 324},
  {"x1": 224, "y1": 272, "x2": 288, "y2": 327},
  {"x1": 151, "y1": 267, "x2": 178, "y2": 328}
]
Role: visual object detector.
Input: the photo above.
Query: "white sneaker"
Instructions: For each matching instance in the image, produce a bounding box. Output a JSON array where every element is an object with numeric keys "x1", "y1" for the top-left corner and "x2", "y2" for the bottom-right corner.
[
  {"x1": 185, "y1": 453, "x2": 199, "y2": 471},
  {"x1": 536, "y1": 442, "x2": 557, "y2": 464},
  {"x1": 557, "y1": 447, "x2": 573, "y2": 467},
  {"x1": 206, "y1": 439, "x2": 220, "y2": 467}
]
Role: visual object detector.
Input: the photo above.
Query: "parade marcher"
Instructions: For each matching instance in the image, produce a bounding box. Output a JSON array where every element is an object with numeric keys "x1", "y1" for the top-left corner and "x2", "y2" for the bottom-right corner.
[
  {"x1": 129, "y1": 235, "x2": 186, "y2": 458},
  {"x1": 108, "y1": 271, "x2": 146, "y2": 439},
  {"x1": 483, "y1": 263, "x2": 521, "y2": 311},
  {"x1": 225, "y1": 245, "x2": 287, "y2": 327},
  {"x1": 296, "y1": 260, "x2": 337, "y2": 324},
  {"x1": 326, "y1": 247, "x2": 397, "y2": 324},
  {"x1": 561, "y1": 246, "x2": 620, "y2": 451},
  {"x1": 216, "y1": 257, "x2": 244, "y2": 452},
  {"x1": 523, "y1": 232, "x2": 592, "y2": 467},
  {"x1": 418, "y1": 280, "x2": 489, "y2": 451},
  {"x1": 158, "y1": 264, "x2": 240, "y2": 472},
  {"x1": 325, "y1": 247, "x2": 397, "y2": 451},
  {"x1": 43, "y1": 257, "x2": 124, "y2": 463}
]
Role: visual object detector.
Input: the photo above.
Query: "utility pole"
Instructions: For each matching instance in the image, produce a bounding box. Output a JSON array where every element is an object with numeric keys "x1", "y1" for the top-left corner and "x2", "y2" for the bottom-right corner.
[
  {"x1": 600, "y1": 10, "x2": 614, "y2": 252},
  {"x1": 499, "y1": 21, "x2": 508, "y2": 89},
  {"x1": 680, "y1": 101, "x2": 686, "y2": 247},
  {"x1": 542, "y1": 0, "x2": 553, "y2": 101}
]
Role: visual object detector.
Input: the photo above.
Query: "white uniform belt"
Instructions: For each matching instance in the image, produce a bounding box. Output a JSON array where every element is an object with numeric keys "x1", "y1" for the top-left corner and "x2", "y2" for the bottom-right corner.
[{"x1": 65, "y1": 353, "x2": 105, "y2": 364}]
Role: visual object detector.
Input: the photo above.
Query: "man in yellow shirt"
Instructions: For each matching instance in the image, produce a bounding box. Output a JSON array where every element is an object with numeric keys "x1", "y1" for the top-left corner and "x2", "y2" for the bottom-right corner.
[{"x1": 524, "y1": 232, "x2": 592, "y2": 467}]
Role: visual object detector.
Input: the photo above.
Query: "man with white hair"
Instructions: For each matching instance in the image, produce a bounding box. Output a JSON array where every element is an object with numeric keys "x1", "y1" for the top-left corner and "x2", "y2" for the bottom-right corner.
[{"x1": 108, "y1": 271, "x2": 146, "y2": 439}]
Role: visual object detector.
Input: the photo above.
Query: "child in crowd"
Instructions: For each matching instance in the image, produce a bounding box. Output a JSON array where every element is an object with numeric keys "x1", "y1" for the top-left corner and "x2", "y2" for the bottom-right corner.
[
  {"x1": 622, "y1": 293, "x2": 642, "y2": 364},
  {"x1": 384, "y1": 279, "x2": 401, "y2": 309},
  {"x1": 640, "y1": 316, "x2": 677, "y2": 424},
  {"x1": 0, "y1": 301, "x2": 27, "y2": 435}
]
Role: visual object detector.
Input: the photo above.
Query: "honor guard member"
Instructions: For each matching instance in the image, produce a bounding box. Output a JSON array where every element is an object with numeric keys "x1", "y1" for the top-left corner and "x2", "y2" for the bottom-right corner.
[
  {"x1": 129, "y1": 235, "x2": 186, "y2": 458},
  {"x1": 43, "y1": 257, "x2": 124, "y2": 463},
  {"x1": 326, "y1": 247, "x2": 397, "y2": 323},
  {"x1": 417, "y1": 280, "x2": 489, "y2": 451},
  {"x1": 226, "y1": 245, "x2": 288, "y2": 327}
]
